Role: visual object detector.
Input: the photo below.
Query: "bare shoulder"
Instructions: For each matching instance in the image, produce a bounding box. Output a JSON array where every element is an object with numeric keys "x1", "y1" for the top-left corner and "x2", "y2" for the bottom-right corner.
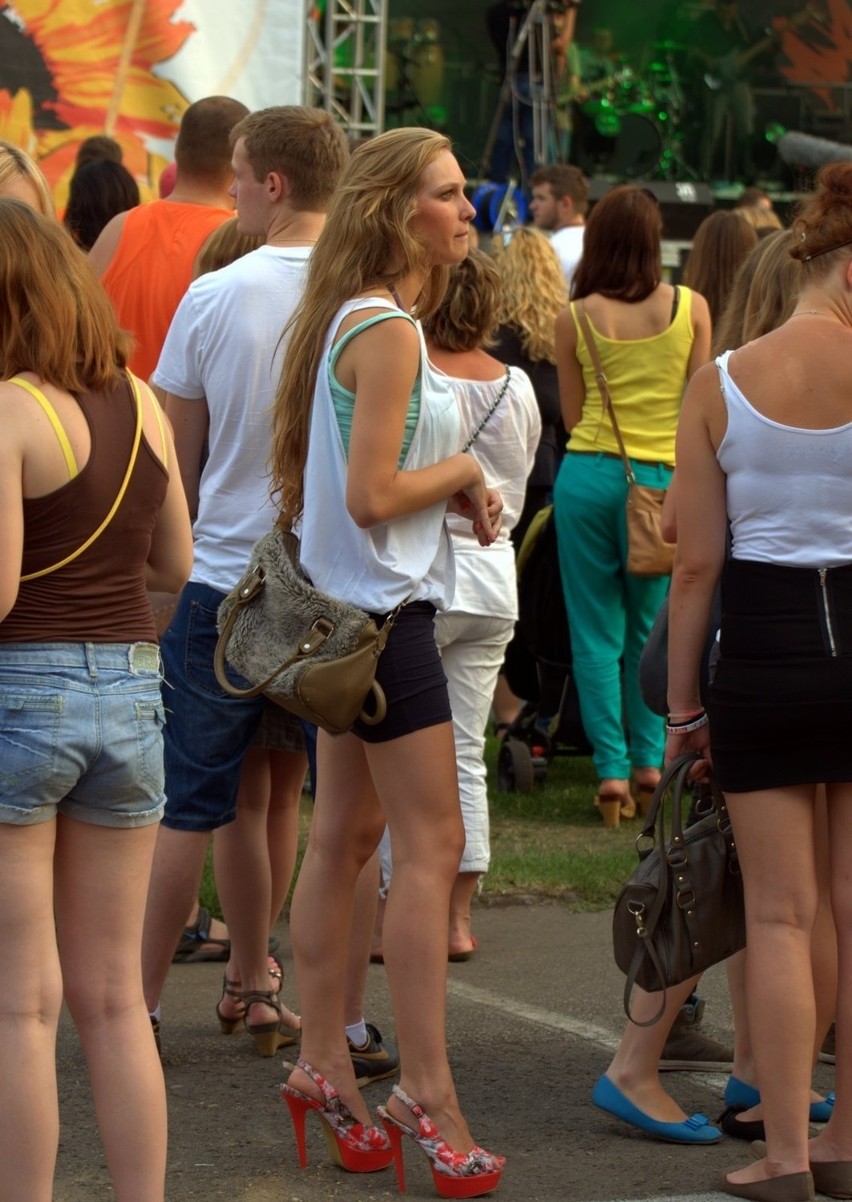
[{"x1": 88, "y1": 210, "x2": 130, "y2": 276}]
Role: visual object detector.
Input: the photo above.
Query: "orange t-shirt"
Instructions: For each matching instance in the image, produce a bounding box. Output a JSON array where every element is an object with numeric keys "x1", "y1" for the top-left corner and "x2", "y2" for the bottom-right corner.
[{"x1": 101, "y1": 200, "x2": 233, "y2": 380}]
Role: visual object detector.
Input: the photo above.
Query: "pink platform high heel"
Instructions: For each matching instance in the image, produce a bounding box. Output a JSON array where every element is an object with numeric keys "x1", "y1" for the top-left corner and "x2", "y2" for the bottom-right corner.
[
  {"x1": 377, "y1": 1084, "x2": 505, "y2": 1198},
  {"x1": 281, "y1": 1057, "x2": 393, "y2": 1173}
]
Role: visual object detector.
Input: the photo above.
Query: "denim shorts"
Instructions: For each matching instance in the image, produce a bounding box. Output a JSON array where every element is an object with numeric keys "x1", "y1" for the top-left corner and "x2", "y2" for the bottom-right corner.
[
  {"x1": 160, "y1": 581, "x2": 269, "y2": 832},
  {"x1": 0, "y1": 642, "x2": 166, "y2": 828}
]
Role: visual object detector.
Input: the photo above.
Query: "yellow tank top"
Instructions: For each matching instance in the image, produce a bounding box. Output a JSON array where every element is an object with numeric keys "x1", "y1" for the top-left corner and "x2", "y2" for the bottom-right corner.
[{"x1": 568, "y1": 287, "x2": 695, "y2": 464}]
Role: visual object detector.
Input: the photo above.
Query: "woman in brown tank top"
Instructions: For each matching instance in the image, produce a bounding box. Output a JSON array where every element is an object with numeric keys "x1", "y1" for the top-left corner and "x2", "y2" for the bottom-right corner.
[{"x1": 0, "y1": 199, "x2": 192, "y2": 1202}]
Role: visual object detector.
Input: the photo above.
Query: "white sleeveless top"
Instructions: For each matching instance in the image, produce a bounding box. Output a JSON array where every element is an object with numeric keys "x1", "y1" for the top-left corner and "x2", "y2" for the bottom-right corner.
[
  {"x1": 716, "y1": 350, "x2": 852, "y2": 567},
  {"x1": 299, "y1": 298, "x2": 459, "y2": 613}
]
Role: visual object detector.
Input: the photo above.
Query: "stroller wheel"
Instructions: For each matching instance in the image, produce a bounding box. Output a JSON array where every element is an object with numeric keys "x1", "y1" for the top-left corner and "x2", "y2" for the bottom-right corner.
[{"x1": 497, "y1": 737, "x2": 535, "y2": 793}]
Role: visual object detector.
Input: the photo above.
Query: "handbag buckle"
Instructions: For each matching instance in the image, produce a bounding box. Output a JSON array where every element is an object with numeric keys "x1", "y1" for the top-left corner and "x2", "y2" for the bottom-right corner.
[
  {"x1": 299, "y1": 617, "x2": 335, "y2": 656},
  {"x1": 237, "y1": 564, "x2": 266, "y2": 601},
  {"x1": 627, "y1": 900, "x2": 647, "y2": 936}
]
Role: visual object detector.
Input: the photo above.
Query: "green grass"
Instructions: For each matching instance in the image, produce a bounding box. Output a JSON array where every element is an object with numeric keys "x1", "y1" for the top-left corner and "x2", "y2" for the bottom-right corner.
[
  {"x1": 200, "y1": 737, "x2": 640, "y2": 917},
  {"x1": 483, "y1": 738, "x2": 638, "y2": 907}
]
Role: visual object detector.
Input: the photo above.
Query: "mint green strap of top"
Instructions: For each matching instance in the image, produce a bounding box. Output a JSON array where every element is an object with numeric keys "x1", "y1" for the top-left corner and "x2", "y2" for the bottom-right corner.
[
  {"x1": 329, "y1": 309, "x2": 417, "y2": 372},
  {"x1": 330, "y1": 309, "x2": 421, "y2": 465},
  {"x1": 8, "y1": 375, "x2": 79, "y2": 479}
]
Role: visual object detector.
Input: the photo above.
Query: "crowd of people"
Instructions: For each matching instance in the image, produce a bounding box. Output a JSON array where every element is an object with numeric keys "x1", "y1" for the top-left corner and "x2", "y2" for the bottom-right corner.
[{"x1": 1, "y1": 90, "x2": 851, "y2": 1202}]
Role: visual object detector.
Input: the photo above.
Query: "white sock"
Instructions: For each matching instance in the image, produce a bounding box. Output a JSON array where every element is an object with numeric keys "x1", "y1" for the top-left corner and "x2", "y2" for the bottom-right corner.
[
  {"x1": 346, "y1": 1019, "x2": 368, "y2": 1047},
  {"x1": 149, "y1": 1005, "x2": 161, "y2": 1022}
]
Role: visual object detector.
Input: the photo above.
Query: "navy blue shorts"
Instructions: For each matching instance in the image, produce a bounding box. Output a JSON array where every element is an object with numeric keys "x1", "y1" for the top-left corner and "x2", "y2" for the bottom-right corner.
[
  {"x1": 159, "y1": 582, "x2": 266, "y2": 832},
  {"x1": 351, "y1": 602, "x2": 451, "y2": 743}
]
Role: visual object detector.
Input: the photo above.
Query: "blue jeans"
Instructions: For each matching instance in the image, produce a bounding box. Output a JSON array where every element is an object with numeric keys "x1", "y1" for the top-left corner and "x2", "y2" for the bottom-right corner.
[
  {"x1": 553, "y1": 453, "x2": 671, "y2": 779},
  {"x1": 0, "y1": 642, "x2": 165, "y2": 827},
  {"x1": 159, "y1": 582, "x2": 265, "y2": 832}
]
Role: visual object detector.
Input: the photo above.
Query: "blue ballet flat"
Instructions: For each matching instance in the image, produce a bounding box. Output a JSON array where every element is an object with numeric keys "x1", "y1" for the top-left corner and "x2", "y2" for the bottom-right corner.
[
  {"x1": 592, "y1": 1074, "x2": 721, "y2": 1144},
  {"x1": 724, "y1": 1075, "x2": 835, "y2": 1123}
]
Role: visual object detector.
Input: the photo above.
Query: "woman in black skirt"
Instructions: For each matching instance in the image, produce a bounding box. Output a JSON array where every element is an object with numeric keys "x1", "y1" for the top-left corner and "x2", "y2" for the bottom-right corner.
[{"x1": 666, "y1": 163, "x2": 852, "y2": 1202}]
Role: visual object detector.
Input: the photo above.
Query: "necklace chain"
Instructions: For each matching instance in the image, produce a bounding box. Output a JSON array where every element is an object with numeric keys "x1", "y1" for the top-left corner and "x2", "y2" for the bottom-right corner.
[{"x1": 791, "y1": 309, "x2": 833, "y2": 318}]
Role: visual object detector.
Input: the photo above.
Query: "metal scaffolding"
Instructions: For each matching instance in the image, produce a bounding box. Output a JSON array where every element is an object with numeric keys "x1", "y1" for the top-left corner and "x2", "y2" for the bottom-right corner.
[{"x1": 304, "y1": 0, "x2": 387, "y2": 138}]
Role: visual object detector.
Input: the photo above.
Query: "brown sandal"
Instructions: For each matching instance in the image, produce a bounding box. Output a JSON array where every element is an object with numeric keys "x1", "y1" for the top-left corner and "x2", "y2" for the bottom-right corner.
[
  {"x1": 241, "y1": 989, "x2": 301, "y2": 1057},
  {"x1": 594, "y1": 790, "x2": 636, "y2": 828}
]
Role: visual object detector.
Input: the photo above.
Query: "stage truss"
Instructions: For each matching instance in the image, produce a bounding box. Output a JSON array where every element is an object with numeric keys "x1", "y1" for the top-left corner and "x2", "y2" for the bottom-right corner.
[{"x1": 304, "y1": 0, "x2": 388, "y2": 138}]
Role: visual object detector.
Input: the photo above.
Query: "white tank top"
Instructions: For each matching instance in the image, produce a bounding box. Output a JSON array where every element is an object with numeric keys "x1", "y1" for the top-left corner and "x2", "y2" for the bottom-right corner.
[
  {"x1": 716, "y1": 350, "x2": 852, "y2": 567},
  {"x1": 298, "y1": 298, "x2": 459, "y2": 613}
]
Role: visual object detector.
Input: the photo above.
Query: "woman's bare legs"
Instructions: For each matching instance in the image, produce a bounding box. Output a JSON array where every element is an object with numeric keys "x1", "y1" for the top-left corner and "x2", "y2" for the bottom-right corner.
[
  {"x1": 724, "y1": 785, "x2": 818, "y2": 1187},
  {"x1": 0, "y1": 822, "x2": 62, "y2": 1202},
  {"x1": 809, "y1": 780, "x2": 852, "y2": 1169},
  {"x1": 215, "y1": 747, "x2": 305, "y2": 1026},
  {"x1": 365, "y1": 722, "x2": 473, "y2": 1150},
  {"x1": 727, "y1": 784, "x2": 836, "y2": 1122},
  {"x1": 288, "y1": 722, "x2": 476, "y2": 1151},
  {"x1": 603, "y1": 977, "x2": 699, "y2": 1122},
  {"x1": 56, "y1": 816, "x2": 167, "y2": 1202},
  {"x1": 287, "y1": 730, "x2": 388, "y2": 1125}
]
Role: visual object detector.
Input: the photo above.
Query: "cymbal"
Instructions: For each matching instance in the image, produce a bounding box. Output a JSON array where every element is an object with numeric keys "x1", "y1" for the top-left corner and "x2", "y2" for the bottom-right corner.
[{"x1": 654, "y1": 39, "x2": 686, "y2": 51}]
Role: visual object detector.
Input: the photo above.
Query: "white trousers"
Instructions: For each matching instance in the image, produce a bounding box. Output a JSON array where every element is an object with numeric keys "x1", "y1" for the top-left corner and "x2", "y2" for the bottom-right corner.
[{"x1": 378, "y1": 610, "x2": 514, "y2": 889}]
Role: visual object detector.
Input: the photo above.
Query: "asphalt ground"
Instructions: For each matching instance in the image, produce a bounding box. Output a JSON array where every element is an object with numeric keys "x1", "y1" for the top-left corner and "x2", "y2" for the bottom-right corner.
[{"x1": 53, "y1": 902, "x2": 834, "y2": 1202}]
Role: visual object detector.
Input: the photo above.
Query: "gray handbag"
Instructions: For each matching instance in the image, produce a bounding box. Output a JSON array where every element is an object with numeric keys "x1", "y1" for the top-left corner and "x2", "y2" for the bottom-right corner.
[{"x1": 214, "y1": 526, "x2": 399, "y2": 735}]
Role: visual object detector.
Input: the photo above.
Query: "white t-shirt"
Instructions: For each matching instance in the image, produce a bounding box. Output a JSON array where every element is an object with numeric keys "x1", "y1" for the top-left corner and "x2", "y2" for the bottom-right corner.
[
  {"x1": 440, "y1": 366, "x2": 541, "y2": 619},
  {"x1": 153, "y1": 245, "x2": 311, "y2": 593},
  {"x1": 550, "y1": 224, "x2": 585, "y2": 290}
]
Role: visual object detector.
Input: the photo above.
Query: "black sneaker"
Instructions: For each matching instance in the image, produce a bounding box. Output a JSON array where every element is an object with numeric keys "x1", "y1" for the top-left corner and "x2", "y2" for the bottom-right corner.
[
  {"x1": 347, "y1": 1022, "x2": 399, "y2": 1087},
  {"x1": 150, "y1": 1015, "x2": 161, "y2": 1056},
  {"x1": 659, "y1": 994, "x2": 734, "y2": 1072}
]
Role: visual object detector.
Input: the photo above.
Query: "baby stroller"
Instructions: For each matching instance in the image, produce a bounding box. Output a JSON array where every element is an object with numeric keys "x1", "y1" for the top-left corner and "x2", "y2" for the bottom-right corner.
[{"x1": 498, "y1": 505, "x2": 592, "y2": 792}]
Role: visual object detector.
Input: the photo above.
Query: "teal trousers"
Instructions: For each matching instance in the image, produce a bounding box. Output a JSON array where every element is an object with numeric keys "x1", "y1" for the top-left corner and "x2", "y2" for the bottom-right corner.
[{"x1": 553, "y1": 452, "x2": 671, "y2": 780}]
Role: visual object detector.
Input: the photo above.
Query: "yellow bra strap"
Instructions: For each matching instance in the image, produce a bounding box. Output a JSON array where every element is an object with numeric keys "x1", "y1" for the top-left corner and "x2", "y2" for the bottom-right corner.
[
  {"x1": 20, "y1": 370, "x2": 144, "y2": 582},
  {"x1": 9, "y1": 375, "x2": 79, "y2": 479}
]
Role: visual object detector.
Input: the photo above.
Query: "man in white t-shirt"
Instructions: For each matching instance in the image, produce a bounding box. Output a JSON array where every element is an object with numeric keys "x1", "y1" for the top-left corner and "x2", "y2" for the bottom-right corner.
[
  {"x1": 529, "y1": 163, "x2": 589, "y2": 291},
  {"x1": 144, "y1": 107, "x2": 398, "y2": 1082}
]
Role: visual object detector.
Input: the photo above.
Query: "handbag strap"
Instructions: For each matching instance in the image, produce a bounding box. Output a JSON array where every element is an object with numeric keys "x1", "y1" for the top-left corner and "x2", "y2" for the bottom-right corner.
[
  {"x1": 213, "y1": 538, "x2": 404, "y2": 701},
  {"x1": 20, "y1": 369, "x2": 148, "y2": 582},
  {"x1": 621, "y1": 753, "x2": 700, "y2": 1026},
  {"x1": 574, "y1": 302, "x2": 635, "y2": 485},
  {"x1": 461, "y1": 366, "x2": 511, "y2": 453}
]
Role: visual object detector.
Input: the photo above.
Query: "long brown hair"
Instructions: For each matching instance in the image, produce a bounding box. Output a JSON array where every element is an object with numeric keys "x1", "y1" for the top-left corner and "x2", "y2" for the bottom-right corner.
[
  {"x1": 0, "y1": 199, "x2": 131, "y2": 390},
  {"x1": 712, "y1": 230, "x2": 800, "y2": 354},
  {"x1": 682, "y1": 210, "x2": 758, "y2": 324},
  {"x1": 571, "y1": 185, "x2": 662, "y2": 302},
  {"x1": 272, "y1": 127, "x2": 452, "y2": 524}
]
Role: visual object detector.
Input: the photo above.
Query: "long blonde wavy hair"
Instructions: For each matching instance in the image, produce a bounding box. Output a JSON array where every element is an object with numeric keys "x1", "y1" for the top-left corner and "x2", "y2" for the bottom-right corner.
[
  {"x1": 272, "y1": 127, "x2": 452, "y2": 525},
  {"x1": 492, "y1": 226, "x2": 567, "y2": 363}
]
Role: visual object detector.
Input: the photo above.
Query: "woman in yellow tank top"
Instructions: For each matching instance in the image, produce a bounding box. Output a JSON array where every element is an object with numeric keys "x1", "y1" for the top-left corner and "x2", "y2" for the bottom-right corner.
[{"x1": 553, "y1": 184, "x2": 711, "y2": 827}]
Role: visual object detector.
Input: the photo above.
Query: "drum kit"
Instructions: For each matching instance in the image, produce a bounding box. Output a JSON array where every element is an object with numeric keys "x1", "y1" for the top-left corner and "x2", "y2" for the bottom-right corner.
[{"x1": 577, "y1": 40, "x2": 695, "y2": 180}]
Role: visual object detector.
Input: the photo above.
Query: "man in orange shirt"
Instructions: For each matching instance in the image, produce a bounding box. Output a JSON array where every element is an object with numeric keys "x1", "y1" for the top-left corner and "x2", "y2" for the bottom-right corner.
[{"x1": 90, "y1": 94, "x2": 248, "y2": 381}]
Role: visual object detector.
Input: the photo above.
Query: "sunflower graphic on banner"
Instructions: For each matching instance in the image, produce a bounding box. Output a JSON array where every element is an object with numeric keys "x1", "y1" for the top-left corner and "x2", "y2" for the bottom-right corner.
[{"x1": 0, "y1": 0, "x2": 304, "y2": 209}]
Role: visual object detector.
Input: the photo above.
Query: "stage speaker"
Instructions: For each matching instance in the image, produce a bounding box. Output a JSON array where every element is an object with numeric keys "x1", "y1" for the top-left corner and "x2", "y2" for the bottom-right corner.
[{"x1": 588, "y1": 179, "x2": 715, "y2": 240}]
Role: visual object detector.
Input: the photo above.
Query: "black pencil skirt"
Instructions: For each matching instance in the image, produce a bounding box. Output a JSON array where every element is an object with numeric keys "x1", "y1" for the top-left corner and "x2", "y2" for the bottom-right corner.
[{"x1": 708, "y1": 557, "x2": 852, "y2": 792}]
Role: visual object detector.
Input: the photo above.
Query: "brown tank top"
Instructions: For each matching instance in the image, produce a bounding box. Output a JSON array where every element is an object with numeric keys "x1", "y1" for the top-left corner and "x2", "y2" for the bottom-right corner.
[{"x1": 1, "y1": 375, "x2": 168, "y2": 644}]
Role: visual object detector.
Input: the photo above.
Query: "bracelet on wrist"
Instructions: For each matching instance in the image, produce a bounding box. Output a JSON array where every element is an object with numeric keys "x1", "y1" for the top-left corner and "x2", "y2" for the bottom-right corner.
[
  {"x1": 666, "y1": 708, "x2": 704, "y2": 723},
  {"x1": 665, "y1": 712, "x2": 709, "y2": 735}
]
